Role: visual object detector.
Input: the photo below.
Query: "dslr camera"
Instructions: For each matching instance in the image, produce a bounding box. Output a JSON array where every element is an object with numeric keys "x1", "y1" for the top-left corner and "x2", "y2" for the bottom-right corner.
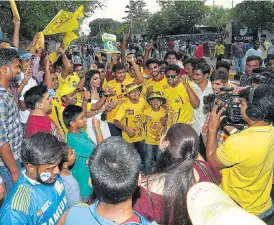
[{"x1": 204, "y1": 87, "x2": 245, "y2": 129}]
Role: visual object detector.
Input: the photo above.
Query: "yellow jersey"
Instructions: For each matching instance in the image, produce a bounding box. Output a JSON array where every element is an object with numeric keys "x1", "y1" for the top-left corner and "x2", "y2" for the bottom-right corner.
[
  {"x1": 143, "y1": 75, "x2": 169, "y2": 98},
  {"x1": 104, "y1": 78, "x2": 134, "y2": 123},
  {"x1": 49, "y1": 101, "x2": 68, "y2": 138},
  {"x1": 214, "y1": 44, "x2": 225, "y2": 56},
  {"x1": 114, "y1": 98, "x2": 146, "y2": 143},
  {"x1": 144, "y1": 106, "x2": 167, "y2": 145},
  {"x1": 165, "y1": 82, "x2": 193, "y2": 127},
  {"x1": 217, "y1": 124, "x2": 274, "y2": 215}
]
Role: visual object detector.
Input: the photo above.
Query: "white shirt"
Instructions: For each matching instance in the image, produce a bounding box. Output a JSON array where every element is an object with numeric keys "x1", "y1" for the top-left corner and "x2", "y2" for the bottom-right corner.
[
  {"x1": 193, "y1": 81, "x2": 213, "y2": 135},
  {"x1": 19, "y1": 73, "x2": 38, "y2": 124},
  {"x1": 73, "y1": 55, "x2": 81, "y2": 64}
]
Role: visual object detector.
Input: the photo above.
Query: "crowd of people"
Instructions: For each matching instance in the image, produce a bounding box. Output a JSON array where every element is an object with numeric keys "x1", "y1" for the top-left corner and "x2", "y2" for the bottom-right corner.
[{"x1": 0, "y1": 15, "x2": 274, "y2": 225}]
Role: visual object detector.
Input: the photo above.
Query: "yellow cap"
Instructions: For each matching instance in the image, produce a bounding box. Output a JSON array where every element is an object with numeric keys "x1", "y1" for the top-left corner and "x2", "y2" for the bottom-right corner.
[
  {"x1": 147, "y1": 91, "x2": 166, "y2": 105},
  {"x1": 58, "y1": 78, "x2": 78, "y2": 97},
  {"x1": 123, "y1": 83, "x2": 143, "y2": 96}
]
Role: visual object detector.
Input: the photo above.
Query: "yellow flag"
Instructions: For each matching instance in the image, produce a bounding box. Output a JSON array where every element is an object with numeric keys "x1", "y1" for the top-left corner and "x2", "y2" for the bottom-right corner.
[
  {"x1": 10, "y1": 0, "x2": 20, "y2": 20},
  {"x1": 74, "y1": 5, "x2": 84, "y2": 18},
  {"x1": 48, "y1": 52, "x2": 58, "y2": 64},
  {"x1": 43, "y1": 6, "x2": 84, "y2": 36},
  {"x1": 63, "y1": 31, "x2": 79, "y2": 50},
  {"x1": 36, "y1": 32, "x2": 45, "y2": 49}
]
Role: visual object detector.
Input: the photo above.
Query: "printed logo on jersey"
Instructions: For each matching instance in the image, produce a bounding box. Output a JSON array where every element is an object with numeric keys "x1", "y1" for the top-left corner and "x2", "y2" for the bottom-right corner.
[
  {"x1": 36, "y1": 200, "x2": 52, "y2": 217},
  {"x1": 174, "y1": 97, "x2": 181, "y2": 103},
  {"x1": 146, "y1": 116, "x2": 152, "y2": 121},
  {"x1": 128, "y1": 109, "x2": 134, "y2": 114},
  {"x1": 41, "y1": 196, "x2": 68, "y2": 225},
  {"x1": 163, "y1": 85, "x2": 169, "y2": 89},
  {"x1": 135, "y1": 114, "x2": 141, "y2": 120}
]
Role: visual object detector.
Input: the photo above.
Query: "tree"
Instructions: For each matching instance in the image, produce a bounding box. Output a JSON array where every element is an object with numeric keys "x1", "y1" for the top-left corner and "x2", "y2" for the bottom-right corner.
[
  {"x1": 0, "y1": 1, "x2": 104, "y2": 40},
  {"x1": 146, "y1": 0, "x2": 207, "y2": 38},
  {"x1": 88, "y1": 18, "x2": 130, "y2": 42},
  {"x1": 202, "y1": 6, "x2": 231, "y2": 32},
  {"x1": 89, "y1": 18, "x2": 119, "y2": 40},
  {"x1": 232, "y1": 1, "x2": 274, "y2": 32},
  {"x1": 123, "y1": 0, "x2": 149, "y2": 35}
]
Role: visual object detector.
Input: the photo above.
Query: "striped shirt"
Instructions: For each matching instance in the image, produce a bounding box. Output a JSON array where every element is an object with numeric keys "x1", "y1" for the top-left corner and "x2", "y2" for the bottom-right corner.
[{"x1": 0, "y1": 85, "x2": 23, "y2": 166}]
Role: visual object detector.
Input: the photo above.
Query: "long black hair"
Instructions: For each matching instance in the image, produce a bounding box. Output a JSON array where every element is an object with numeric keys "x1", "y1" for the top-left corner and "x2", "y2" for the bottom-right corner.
[
  {"x1": 84, "y1": 70, "x2": 104, "y2": 99},
  {"x1": 151, "y1": 123, "x2": 199, "y2": 225}
]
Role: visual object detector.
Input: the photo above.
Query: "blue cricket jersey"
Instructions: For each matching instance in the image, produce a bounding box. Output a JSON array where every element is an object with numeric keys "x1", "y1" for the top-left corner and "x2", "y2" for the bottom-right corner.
[{"x1": 0, "y1": 169, "x2": 68, "y2": 225}]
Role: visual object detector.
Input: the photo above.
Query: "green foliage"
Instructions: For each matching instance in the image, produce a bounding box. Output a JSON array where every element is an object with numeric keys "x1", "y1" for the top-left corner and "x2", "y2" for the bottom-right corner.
[
  {"x1": 202, "y1": 6, "x2": 231, "y2": 32},
  {"x1": 147, "y1": 0, "x2": 207, "y2": 38},
  {"x1": 89, "y1": 18, "x2": 119, "y2": 41},
  {"x1": 232, "y1": 1, "x2": 274, "y2": 32},
  {"x1": 123, "y1": 0, "x2": 149, "y2": 35},
  {"x1": 88, "y1": 17, "x2": 130, "y2": 42},
  {"x1": 0, "y1": 1, "x2": 102, "y2": 40}
]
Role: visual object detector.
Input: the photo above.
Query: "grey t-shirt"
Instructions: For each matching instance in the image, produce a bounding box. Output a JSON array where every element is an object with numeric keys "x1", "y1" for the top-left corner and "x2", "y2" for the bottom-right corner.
[{"x1": 61, "y1": 174, "x2": 81, "y2": 207}]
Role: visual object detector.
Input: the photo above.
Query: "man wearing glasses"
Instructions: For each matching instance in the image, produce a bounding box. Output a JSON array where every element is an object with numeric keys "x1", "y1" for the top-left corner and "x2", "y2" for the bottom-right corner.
[{"x1": 165, "y1": 64, "x2": 199, "y2": 128}]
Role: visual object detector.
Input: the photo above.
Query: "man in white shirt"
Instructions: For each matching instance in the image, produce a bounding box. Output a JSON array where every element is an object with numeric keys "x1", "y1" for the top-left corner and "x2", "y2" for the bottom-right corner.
[
  {"x1": 18, "y1": 51, "x2": 39, "y2": 132},
  {"x1": 192, "y1": 62, "x2": 213, "y2": 135},
  {"x1": 192, "y1": 62, "x2": 213, "y2": 159}
]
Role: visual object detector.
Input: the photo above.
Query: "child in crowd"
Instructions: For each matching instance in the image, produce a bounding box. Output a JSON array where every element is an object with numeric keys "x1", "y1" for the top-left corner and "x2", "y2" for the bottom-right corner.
[
  {"x1": 113, "y1": 83, "x2": 147, "y2": 173},
  {"x1": 63, "y1": 105, "x2": 103, "y2": 203},
  {"x1": 59, "y1": 142, "x2": 81, "y2": 207},
  {"x1": 65, "y1": 137, "x2": 156, "y2": 225},
  {"x1": 144, "y1": 92, "x2": 167, "y2": 174}
]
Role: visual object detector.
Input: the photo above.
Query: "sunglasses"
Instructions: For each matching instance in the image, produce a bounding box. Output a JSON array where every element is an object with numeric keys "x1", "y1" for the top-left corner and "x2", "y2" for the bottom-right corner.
[{"x1": 165, "y1": 74, "x2": 178, "y2": 79}]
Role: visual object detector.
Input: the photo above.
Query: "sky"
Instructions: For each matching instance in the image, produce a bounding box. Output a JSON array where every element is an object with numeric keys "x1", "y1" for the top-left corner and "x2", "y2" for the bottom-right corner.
[{"x1": 80, "y1": 0, "x2": 243, "y2": 35}]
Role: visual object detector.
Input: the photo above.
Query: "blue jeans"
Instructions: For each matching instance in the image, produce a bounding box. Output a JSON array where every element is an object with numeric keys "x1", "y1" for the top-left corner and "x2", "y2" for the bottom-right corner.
[
  {"x1": 133, "y1": 141, "x2": 147, "y2": 174},
  {"x1": 145, "y1": 144, "x2": 161, "y2": 175},
  {"x1": 259, "y1": 203, "x2": 274, "y2": 224},
  {"x1": 108, "y1": 123, "x2": 122, "y2": 137},
  {"x1": 0, "y1": 159, "x2": 22, "y2": 194},
  {"x1": 235, "y1": 57, "x2": 245, "y2": 73}
]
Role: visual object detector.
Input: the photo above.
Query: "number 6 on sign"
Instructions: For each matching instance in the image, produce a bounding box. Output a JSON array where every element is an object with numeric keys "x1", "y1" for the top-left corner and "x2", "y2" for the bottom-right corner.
[
  {"x1": 102, "y1": 33, "x2": 120, "y2": 53},
  {"x1": 107, "y1": 41, "x2": 114, "y2": 50}
]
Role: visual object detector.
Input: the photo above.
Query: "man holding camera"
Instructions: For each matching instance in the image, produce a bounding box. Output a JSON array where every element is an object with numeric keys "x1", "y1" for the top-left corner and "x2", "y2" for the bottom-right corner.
[
  {"x1": 202, "y1": 70, "x2": 238, "y2": 147},
  {"x1": 206, "y1": 84, "x2": 274, "y2": 224}
]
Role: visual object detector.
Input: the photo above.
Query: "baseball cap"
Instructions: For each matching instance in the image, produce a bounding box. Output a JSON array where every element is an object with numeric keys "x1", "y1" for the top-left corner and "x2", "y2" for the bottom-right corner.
[
  {"x1": 19, "y1": 51, "x2": 33, "y2": 60},
  {"x1": 58, "y1": 75, "x2": 80, "y2": 97},
  {"x1": 0, "y1": 40, "x2": 18, "y2": 60},
  {"x1": 187, "y1": 182, "x2": 266, "y2": 225}
]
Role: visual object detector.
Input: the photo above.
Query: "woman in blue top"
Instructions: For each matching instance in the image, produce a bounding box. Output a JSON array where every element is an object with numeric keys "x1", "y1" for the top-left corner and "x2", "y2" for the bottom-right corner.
[{"x1": 63, "y1": 105, "x2": 103, "y2": 202}]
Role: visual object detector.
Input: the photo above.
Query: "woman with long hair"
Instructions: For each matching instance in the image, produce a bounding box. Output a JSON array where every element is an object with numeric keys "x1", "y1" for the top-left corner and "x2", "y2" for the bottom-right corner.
[
  {"x1": 134, "y1": 123, "x2": 222, "y2": 225},
  {"x1": 84, "y1": 70, "x2": 111, "y2": 144}
]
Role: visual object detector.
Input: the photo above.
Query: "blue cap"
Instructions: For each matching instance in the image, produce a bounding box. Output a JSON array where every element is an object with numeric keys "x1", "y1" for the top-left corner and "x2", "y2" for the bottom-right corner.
[{"x1": 19, "y1": 51, "x2": 33, "y2": 60}]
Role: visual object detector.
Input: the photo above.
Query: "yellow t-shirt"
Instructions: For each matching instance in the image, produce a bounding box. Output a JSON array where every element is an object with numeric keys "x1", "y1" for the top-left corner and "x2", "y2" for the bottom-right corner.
[
  {"x1": 260, "y1": 41, "x2": 271, "y2": 59},
  {"x1": 49, "y1": 100, "x2": 68, "y2": 137},
  {"x1": 49, "y1": 98, "x2": 65, "y2": 136},
  {"x1": 105, "y1": 78, "x2": 134, "y2": 123},
  {"x1": 114, "y1": 98, "x2": 146, "y2": 143},
  {"x1": 217, "y1": 124, "x2": 274, "y2": 215},
  {"x1": 165, "y1": 82, "x2": 193, "y2": 127},
  {"x1": 144, "y1": 106, "x2": 167, "y2": 145},
  {"x1": 143, "y1": 76, "x2": 169, "y2": 98},
  {"x1": 214, "y1": 44, "x2": 225, "y2": 56},
  {"x1": 57, "y1": 72, "x2": 80, "y2": 86}
]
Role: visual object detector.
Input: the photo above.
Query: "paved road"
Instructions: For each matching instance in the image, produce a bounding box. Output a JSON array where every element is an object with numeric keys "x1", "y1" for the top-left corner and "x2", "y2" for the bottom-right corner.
[{"x1": 204, "y1": 57, "x2": 236, "y2": 73}]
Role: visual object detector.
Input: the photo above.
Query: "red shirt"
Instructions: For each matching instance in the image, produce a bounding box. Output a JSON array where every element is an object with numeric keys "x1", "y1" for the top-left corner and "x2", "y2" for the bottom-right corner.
[
  {"x1": 195, "y1": 44, "x2": 204, "y2": 58},
  {"x1": 26, "y1": 114, "x2": 62, "y2": 140}
]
